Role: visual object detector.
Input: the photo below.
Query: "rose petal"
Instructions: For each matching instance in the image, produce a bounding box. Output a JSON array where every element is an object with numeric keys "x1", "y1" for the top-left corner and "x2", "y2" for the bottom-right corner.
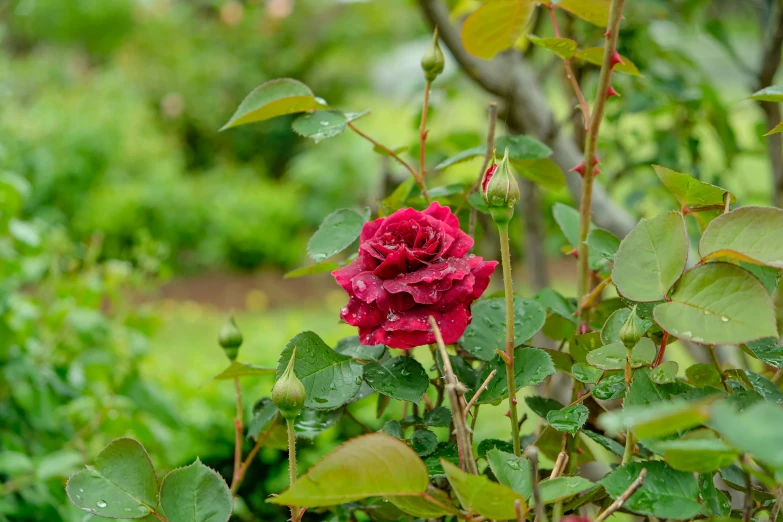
[
  {"x1": 352, "y1": 272, "x2": 385, "y2": 303},
  {"x1": 372, "y1": 248, "x2": 409, "y2": 279},
  {"x1": 467, "y1": 257, "x2": 498, "y2": 300},
  {"x1": 385, "y1": 306, "x2": 470, "y2": 347},
  {"x1": 432, "y1": 273, "x2": 475, "y2": 312},
  {"x1": 423, "y1": 201, "x2": 460, "y2": 230},
  {"x1": 340, "y1": 297, "x2": 384, "y2": 328},
  {"x1": 332, "y1": 256, "x2": 371, "y2": 294}
]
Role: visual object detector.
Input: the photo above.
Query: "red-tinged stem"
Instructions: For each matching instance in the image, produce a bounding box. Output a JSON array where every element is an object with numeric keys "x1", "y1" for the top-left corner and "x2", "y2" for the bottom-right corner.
[
  {"x1": 420, "y1": 80, "x2": 431, "y2": 181},
  {"x1": 577, "y1": 0, "x2": 627, "y2": 323},
  {"x1": 231, "y1": 377, "x2": 243, "y2": 489},
  {"x1": 231, "y1": 415, "x2": 279, "y2": 495},
  {"x1": 499, "y1": 222, "x2": 521, "y2": 456},
  {"x1": 654, "y1": 331, "x2": 669, "y2": 367},
  {"x1": 548, "y1": 6, "x2": 590, "y2": 129}
]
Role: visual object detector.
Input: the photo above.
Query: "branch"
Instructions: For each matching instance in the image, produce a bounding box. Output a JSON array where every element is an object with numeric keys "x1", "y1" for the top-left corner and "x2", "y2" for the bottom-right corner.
[
  {"x1": 528, "y1": 446, "x2": 548, "y2": 522},
  {"x1": 417, "y1": 0, "x2": 636, "y2": 237},
  {"x1": 429, "y1": 316, "x2": 479, "y2": 474},
  {"x1": 464, "y1": 369, "x2": 496, "y2": 419},
  {"x1": 594, "y1": 468, "x2": 647, "y2": 522}
]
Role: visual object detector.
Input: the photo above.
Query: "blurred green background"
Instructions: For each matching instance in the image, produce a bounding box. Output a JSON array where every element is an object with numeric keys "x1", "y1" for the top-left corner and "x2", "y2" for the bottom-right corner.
[{"x1": 1, "y1": 0, "x2": 780, "y2": 520}]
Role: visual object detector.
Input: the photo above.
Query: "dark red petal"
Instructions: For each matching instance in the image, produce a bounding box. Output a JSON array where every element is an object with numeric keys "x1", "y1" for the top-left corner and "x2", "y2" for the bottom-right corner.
[
  {"x1": 467, "y1": 258, "x2": 498, "y2": 300},
  {"x1": 432, "y1": 273, "x2": 475, "y2": 312},
  {"x1": 340, "y1": 297, "x2": 384, "y2": 328},
  {"x1": 360, "y1": 216, "x2": 385, "y2": 242},
  {"x1": 482, "y1": 164, "x2": 498, "y2": 193},
  {"x1": 352, "y1": 272, "x2": 385, "y2": 303},
  {"x1": 332, "y1": 256, "x2": 371, "y2": 294},
  {"x1": 372, "y1": 248, "x2": 409, "y2": 278},
  {"x1": 422, "y1": 201, "x2": 460, "y2": 230}
]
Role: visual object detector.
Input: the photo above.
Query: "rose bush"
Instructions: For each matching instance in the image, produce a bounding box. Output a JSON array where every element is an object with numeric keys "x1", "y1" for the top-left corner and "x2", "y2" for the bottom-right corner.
[{"x1": 332, "y1": 202, "x2": 497, "y2": 349}]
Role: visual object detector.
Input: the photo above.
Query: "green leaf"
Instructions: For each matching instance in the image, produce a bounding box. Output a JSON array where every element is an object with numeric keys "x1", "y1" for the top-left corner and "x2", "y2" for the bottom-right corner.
[
  {"x1": 650, "y1": 361, "x2": 679, "y2": 384},
  {"x1": 575, "y1": 47, "x2": 642, "y2": 76},
  {"x1": 599, "y1": 400, "x2": 711, "y2": 439},
  {"x1": 699, "y1": 473, "x2": 731, "y2": 517},
  {"x1": 593, "y1": 372, "x2": 626, "y2": 400},
  {"x1": 334, "y1": 336, "x2": 386, "y2": 361},
  {"x1": 657, "y1": 439, "x2": 739, "y2": 473},
  {"x1": 423, "y1": 443, "x2": 460, "y2": 477},
  {"x1": 765, "y1": 120, "x2": 783, "y2": 136},
  {"x1": 543, "y1": 348, "x2": 574, "y2": 374},
  {"x1": 221, "y1": 79, "x2": 320, "y2": 130},
  {"x1": 382, "y1": 420, "x2": 403, "y2": 439},
  {"x1": 586, "y1": 339, "x2": 654, "y2": 370},
  {"x1": 442, "y1": 460, "x2": 527, "y2": 520},
  {"x1": 685, "y1": 364, "x2": 723, "y2": 389},
  {"x1": 277, "y1": 332, "x2": 364, "y2": 410},
  {"x1": 387, "y1": 486, "x2": 459, "y2": 518},
  {"x1": 569, "y1": 332, "x2": 602, "y2": 363},
  {"x1": 572, "y1": 362, "x2": 603, "y2": 384},
  {"x1": 740, "y1": 261, "x2": 781, "y2": 294},
  {"x1": 364, "y1": 356, "x2": 429, "y2": 403},
  {"x1": 546, "y1": 404, "x2": 589, "y2": 435},
  {"x1": 653, "y1": 263, "x2": 777, "y2": 345},
  {"x1": 459, "y1": 297, "x2": 546, "y2": 361},
  {"x1": 212, "y1": 361, "x2": 276, "y2": 381},
  {"x1": 751, "y1": 85, "x2": 783, "y2": 102},
  {"x1": 538, "y1": 476, "x2": 594, "y2": 504},
  {"x1": 247, "y1": 399, "x2": 278, "y2": 440},
  {"x1": 379, "y1": 177, "x2": 416, "y2": 216},
  {"x1": 600, "y1": 461, "x2": 701, "y2": 519},
  {"x1": 477, "y1": 439, "x2": 515, "y2": 459},
  {"x1": 744, "y1": 337, "x2": 783, "y2": 369},
  {"x1": 699, "y1": 206, "x2": 783, "y2": 268},
  {"x1": 514, "y1": 158, "x2": 566, "y2": 191},
  {"x1": 534, "y1": 288, "x2": 577, "y2": 323},
  {"x1": 294, "y1": 408, "x2": 343, "y2": 439},
  {"x1": 435, "y1": 351, "x2": 478, "y2": 390},
  {"x1": 528, "y1": 35, "x2": 578, "y2": 59},
  {"x1": 461, "y1": 0, "x2": 536, "y2": 59},
  {"x1": 292, "y1": 110, "x2": 348, "y2": 143},
  {"x1": 711, "y1": 401, "x2": 783, "y2": 470},
  {"x1": 472, "y1": 348, "x2": 555, "y2": 404},
  {"x1": 554, "y1": 0, "x2": 610, "y2": 26},
  {"x1": 435, "y1": 135, "x2": 551, "y2": 171},
  {"x1": 159, "y1": 460, "x2": 232, "y2": 522},
  {"x1": 486, "y1": 449, "x2": 532, "y2": 497},
  {"x1": 410, "y1": 430, "x2": 438, "y2": 457},
  {"x1": 284, "y1": 261, "x2": 340, "y2": 279},
  {"x1": 307, "y1": 208, "x2": 367, "y2": 264},
  {"x1": 270, "y1": 434, "x2": 429, "y2": 506},
  {"x1": 66, "y1": 438, "x2": 157, "y2": 519},
  {"x1": 586, "y1": 228, "x2": 621, "y2": 260},
  {"x1": 612, "y1": 211, "x2": 688, "y2": 302},
  {"x1": 743, "y1": 369, "x2": 783, "y2": 403},
  {"x1": 422, "y1": 407, "x2": 451, "y2": 427},
  {"x1": 582, "y1": 430, "x2": 624, "y2": 457},
  {"x1": 524, "y1": 396, "x2": 565, "y2": 419},
  {"x1": 552, "y1": 203, "x2": 581, "y2": 248},
  {"x1": 653, "y1": 165, "x2": 734, "y2": 210}
]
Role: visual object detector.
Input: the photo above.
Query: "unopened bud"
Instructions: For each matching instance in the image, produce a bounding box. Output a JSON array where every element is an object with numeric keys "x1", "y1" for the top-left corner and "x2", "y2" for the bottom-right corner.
[
  {"x1": 218, "y1": 316, "x2": 243, "y2": 360},
  {"x1": 272, "y1": 347, "x2": 306, "y2": 420},
  {"x1": 619, "y1": 306, "x2": 643, "y2": 348},
  {"x1": 421, "y1": 30, "x2": 445, "y2": 83},
  {"x1": 481, "y1": 147, "x2": 520, "y2": 225}
]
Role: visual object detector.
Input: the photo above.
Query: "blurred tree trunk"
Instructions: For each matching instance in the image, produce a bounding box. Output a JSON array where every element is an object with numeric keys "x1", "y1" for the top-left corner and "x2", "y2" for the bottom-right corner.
[
  {"x1": 756, "y1": 0, "x2": 783, "y2": 206},
  {"x1": 418, "y1": 0, "x2": 636, "y2": 237}
]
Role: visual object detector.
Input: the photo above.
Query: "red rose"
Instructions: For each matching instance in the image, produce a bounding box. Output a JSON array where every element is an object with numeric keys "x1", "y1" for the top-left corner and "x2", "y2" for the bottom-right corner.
[{"x1": 332, "y1": 202, "x2": 498, "y2": 349}]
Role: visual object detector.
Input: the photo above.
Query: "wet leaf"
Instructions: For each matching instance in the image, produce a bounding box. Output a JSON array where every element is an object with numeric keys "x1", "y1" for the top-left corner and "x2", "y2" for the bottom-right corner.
[
  {"x1": 292, "y1": 110, "x2": 348, "y2": 143},
  {"x1": 472, "y1": 348, "x2": 555, "y2": 404},
  {"x1": 409, "y1": 430, "x2": 438, "y2": 457},
  {"x1": 221, "y1": 79, "x2": 320, "y2": 130},
  {"x1": 159, "y1": 460, "x2": 232, "y2": 522},
  {"x1": 307, "y1": 208, "x2": 367, "y2": 263},
  {"x1": 547, "y1": 404, "x2": 589, "y2": 435},
  {"x1": 700, "y1": 206, "x2": 783, "y2": 268},
  {"x1": 459, "y1": 297, "x2": 546, "y2": 361},
  {"x1": 442, "y1": 460, "x2": 527, "y2": 519},
  {"x1": 364, "y1": 356, "x2": 429, "y2": 403},
  {"x1": 487, "y1": 449, "x2": 532, "y2": 497},
  {"x1": 334, "y1": 336, "x2": 386, "y2": 361}
]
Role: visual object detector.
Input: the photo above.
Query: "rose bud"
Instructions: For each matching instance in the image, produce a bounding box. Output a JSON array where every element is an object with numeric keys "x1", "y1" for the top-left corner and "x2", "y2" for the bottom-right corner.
[
  {"x1": 272, "y1": 347, "x2": 306, "y2": 420},
  {"x1": 218, "y1": 316, "x2": 243, "y2": 361},
  {"x1": 421, "y1": 30, "x2": 445, "y2": 82},
  {"x1": 619, "y1": 306, "x2": 643, "y2": 348},
  {"x1": 481, "y1": 147, "x2": 520, "y2": 225}
]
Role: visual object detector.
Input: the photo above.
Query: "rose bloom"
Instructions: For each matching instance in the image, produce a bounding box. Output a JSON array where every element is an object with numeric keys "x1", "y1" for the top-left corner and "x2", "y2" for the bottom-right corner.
[{"x1": 332, "y1": 202, "x2": 497, "y2": 349}]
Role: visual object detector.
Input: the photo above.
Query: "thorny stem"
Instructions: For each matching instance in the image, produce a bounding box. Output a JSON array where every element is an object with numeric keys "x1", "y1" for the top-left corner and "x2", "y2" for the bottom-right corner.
[
  {"x1": 528, "y1": 447, "x2": 548, "y2": 522},
  {"x1": 577, "y1": 0, "x2": 627, "y2": 323},
  {"x1": 429, "y1": 316, "x2": 479, "y2": 474},
  {"x1": 498, "y1": 222, "x2": 521, "y2": 456},
  {"x1": 231, "y1": 416, "x2": 279, "y2": 495},
  {"x1": 594, "y1": 468, "x2": 647, "y2": 522},
  {"x1": 548, "y1": 6, "x2": 590, "y2": 129},
  {"x1": 347, "y1": 121, "x2": 429, "y2": 201},
  {"x1": 743, "y1": 458, "x2": 753, "y2": 522},
  {"x1": 286, "y1": 418, "x2": 300, "y2": 521},
  {"x1": 231, "y1": 377, "x2": 243, "y2": 489},
  {"x1": 653, "y1": 331, "x2": 669, "y2": 367},
  {"x1": 420, "y1": 79, "x2": 432, "y2": 181}
]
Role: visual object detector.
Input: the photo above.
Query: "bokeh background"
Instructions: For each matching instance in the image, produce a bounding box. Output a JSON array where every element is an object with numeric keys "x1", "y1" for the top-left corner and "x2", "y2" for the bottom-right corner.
[{"x1": 1, "y1": 0, "x2": 781, "y2": 520}]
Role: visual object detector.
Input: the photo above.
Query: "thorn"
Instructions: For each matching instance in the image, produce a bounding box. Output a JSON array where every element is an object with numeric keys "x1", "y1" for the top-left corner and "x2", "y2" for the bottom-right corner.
[
  {"x1": 610, "y1": 50, "x2": 624, "y2": 68},
  {"x1": 512, "y1": 397, "x2": 518, "y2": 405},
  {"x1": 607, "y1": 85, "x2": 621, "y2": 98},
  {"x1": 593, "y1": 154, "x2": 600, "y2": 165},
  {"x1": 604, "y1": 29, "x2": 611, "y2": 38},
  {"x1": 568, "y1": 248, "x2": 578, "y2": 259},
  {"x1": 594, "y1": 167, "x2": 602, "y2": 176},
  {"x1": 570, "y1": 162, "x2": 586, "y2": 176},
  {"x1": 504, "y1": 410, "x2": 511, "y2": 417},
  {"x1": 578, "y1": 322, "x2": 589, "y2": 335}
]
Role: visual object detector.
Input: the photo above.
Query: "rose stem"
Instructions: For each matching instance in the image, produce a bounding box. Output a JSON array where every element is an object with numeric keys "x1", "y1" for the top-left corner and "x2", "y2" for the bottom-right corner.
[
  {"x1": 346, "y1": 121, "x2": 429, "y2": 202},
  {"x1": 463, "y1": 369, "x2": 496, "y2": 421},
  {"x1": 286, "y1": 418, "x2": 300, "y2": 521},
  {"x1": 419, "y1": 77, "x2": 431, "y2": 182},
  {"x1": 594, "y1": 468, "x2": 647, "y2": 522},
  {"x1": 577, "y1": 275, "x2": 612, "y2": 313},
  {"x1": 547, "y1": 5, "x2": 590, "y2": 130},
  {"x1": 230, "y1": 415, "x2": 279, "y2": 495},
  {"x1": 457, "y1": 102, "x2": 498, "y2": 214},
  {"x1": 709, "y1": 344, "x2": 730, "y2": 392},
  {"x1": 428, "y1": 316, "x2": 479, "y2": 474},
  {"x1": 528, "y1": 446, "x2": 548, "y2": 522},
  {"x1": 231, "y1": 377, "x2": 243, "y2": 490},
  {"x1": 577, "y1": 0, "x2": 627, "y2": 325},
  {"x1": 498, "y1": 221, "x2": 521, "y2": 456}
]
